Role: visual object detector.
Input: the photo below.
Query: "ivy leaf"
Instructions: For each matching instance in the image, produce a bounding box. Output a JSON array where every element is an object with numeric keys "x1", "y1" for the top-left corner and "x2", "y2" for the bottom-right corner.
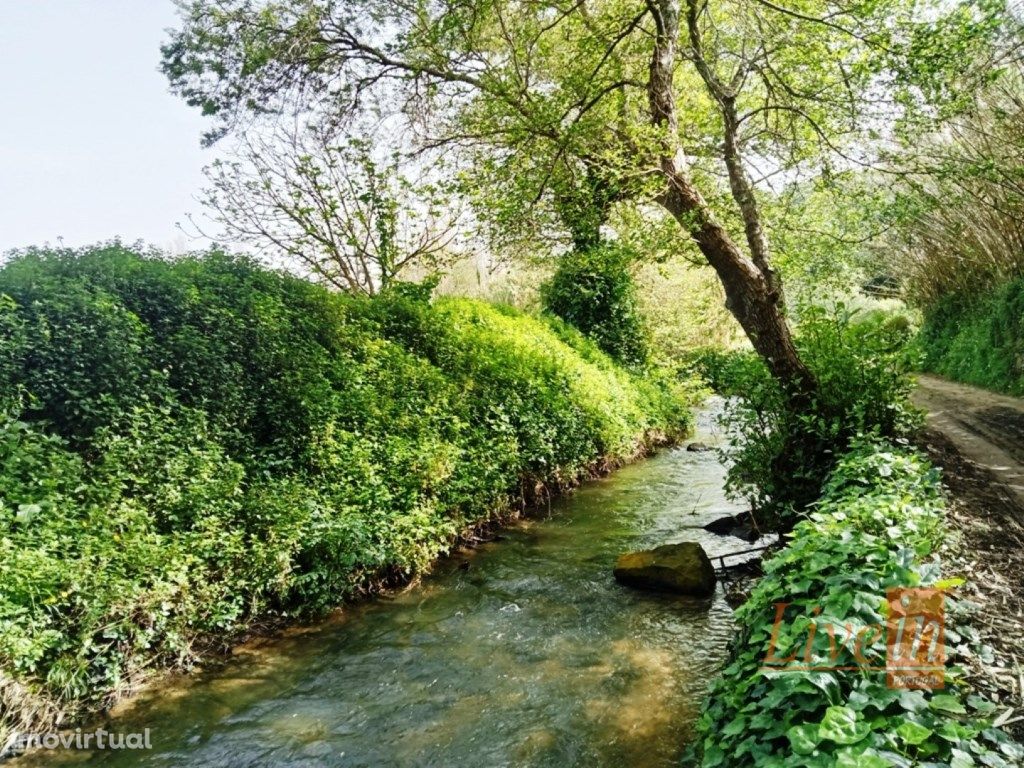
[
  {"x1": 930, "y1": 694, "x2": 967, "y2": 714},
  {"x1": 701, "y1": 741, "x2": 726, "y2": 768},
  {"x1": 788, "y1": 723, "x2": 822, "y2": 755},
  {"x1": 896, "y1": 720, "x2": 933, "y2": 745},
  {"x1": 998, "y1": 738, "x2": 1024, "y2": 760},
  {"x1": 836, "y1": 749, "x2": 891, "y2": 768},
  {"x1": 898, "y1": 690, "x2": 928, "y2": 712},
  {"x1": 722, "y1": 717, "x2": 747, "y2": 737},
  {"x1": 820, "y1": 705, "x2": 871, "y2": 745},
  {"x1": 966, "y1": 695, "x2": 997, "y2": 714}
]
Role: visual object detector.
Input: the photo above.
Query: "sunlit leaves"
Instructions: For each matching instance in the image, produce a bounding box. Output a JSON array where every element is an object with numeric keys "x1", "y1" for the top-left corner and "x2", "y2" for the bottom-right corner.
[{"x1": 0, "y1": 246, "x2": 695, "y2": 735}]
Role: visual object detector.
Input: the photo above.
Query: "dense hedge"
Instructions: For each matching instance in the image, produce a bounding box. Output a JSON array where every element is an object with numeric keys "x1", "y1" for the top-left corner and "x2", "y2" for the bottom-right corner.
[
  {"x1": 695, "y1": 441, "x2": 1022, "y2": 767},
  {"x1": 540, "y1": 244, "x2": 650, "y2": 368},
  {"x1": 918, "y1": 277, "x2": 1024, "y2": 395},
  {"x1": 0, "y1": 245, "x2": 693, "y2": 738}
]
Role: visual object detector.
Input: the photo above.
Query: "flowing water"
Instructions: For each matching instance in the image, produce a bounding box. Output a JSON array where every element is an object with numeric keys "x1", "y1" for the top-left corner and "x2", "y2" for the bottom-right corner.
[{"x1": 24, "y1": 402, "x2": 747, "y2": 768}]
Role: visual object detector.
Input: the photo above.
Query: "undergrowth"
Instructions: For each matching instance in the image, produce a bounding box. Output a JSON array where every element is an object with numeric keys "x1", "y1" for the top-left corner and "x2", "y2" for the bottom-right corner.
[
  {"x1": 683, "y1": 306, "x2": 921, "y2": 528},
  {"x1": 0, "y1": 244, "x2": 695, "y2": 742},
  {"x1": 917, "y1": 277, "x2": 1024, "y2": 396},
  {"x1": 695, "y1": 440, "x2": 1024, "y2": 767}
]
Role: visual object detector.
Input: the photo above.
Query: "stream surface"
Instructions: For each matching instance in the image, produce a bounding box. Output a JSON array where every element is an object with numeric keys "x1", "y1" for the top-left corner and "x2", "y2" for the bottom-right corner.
[{"x1": 26, "y1": 402, "x2": 745, "y2": 768}]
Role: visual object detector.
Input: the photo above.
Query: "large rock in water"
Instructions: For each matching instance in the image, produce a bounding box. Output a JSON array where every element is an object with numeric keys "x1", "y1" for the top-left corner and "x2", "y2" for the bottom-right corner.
[{"x1": 613, "y1": 542, "x2": 716, "y2": 597}]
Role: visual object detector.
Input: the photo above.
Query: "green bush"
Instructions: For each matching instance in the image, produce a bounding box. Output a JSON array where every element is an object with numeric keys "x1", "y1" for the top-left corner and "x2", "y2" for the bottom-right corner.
[
  {"x1": 917, "y1": 277, "x2": 1024, "y2": 395},
  {"x1": 695, "y1": 440, "x2": 1023, "y2": 767},
  {"x1": 540, "y1": 244, "x2": 650, "y2": 367},
  {"x1": 678, "y1": 346, "x2": 764, "y2": 397},
  {"x1": 0, "y1": 244, "x2": 694, "y2": 737},
  {"x1": 707, "y1": 306, "x2": 921, "y2": 526}
]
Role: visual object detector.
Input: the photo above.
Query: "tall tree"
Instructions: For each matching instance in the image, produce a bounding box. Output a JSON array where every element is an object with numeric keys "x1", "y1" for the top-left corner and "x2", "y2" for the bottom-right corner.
[
  {"x1": 162, "y1": 0, "x2": 1004, "y2": 395},
  {"x1": 199, "y1": 124, "x2": 462, "y2": 294}
]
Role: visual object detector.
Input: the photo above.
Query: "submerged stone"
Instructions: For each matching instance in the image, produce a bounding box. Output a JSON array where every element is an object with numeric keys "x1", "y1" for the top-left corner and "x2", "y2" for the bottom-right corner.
[
  {"x1": 703, "y1": 514, "x2": 739, "y2": 535},
  {"x1": 703, "y1": 514, "x2": 759, "y2": 543},
  {"x1": 613, "y1": 542, "x2": 716, "y2": 597},
  {"x1": 686, "y1": 442, "x2": 712, "y2": 452}
]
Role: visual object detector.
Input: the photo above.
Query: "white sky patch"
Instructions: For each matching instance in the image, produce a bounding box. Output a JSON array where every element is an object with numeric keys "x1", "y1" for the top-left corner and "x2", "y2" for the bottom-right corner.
[{"x1": 0, "y1": 0, "x2": 219, "y2": 255}]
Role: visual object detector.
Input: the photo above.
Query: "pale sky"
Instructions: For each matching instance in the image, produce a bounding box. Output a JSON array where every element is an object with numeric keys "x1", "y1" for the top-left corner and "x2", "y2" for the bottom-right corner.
[{"x1": 0, "y1": 1, "x2": 217, "y2": 255}]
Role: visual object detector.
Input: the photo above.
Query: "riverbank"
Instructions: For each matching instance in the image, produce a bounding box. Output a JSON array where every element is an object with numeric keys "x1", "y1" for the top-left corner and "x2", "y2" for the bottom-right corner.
[
  {"x1": 0, "y1": 246, "x2": 696, "y2": 749},
  {"x1": 8, "y1": 402, "x2": 741, "y2": 767},
  {"x1": 695, "y1": 439, "x2": 1024, "y2": 766}
]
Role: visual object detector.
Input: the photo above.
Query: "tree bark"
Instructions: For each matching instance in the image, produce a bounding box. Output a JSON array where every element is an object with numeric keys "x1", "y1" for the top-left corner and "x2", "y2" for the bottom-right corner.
[
  {"x1": 658, "y1": 163, "x2": 814, "y2": 391},
  {"x1": 646, "y1": 0, "x2": 815, "y2": 395},
  {"x1": 721, "y1": 99, "x2": 785, "y2": 304}
]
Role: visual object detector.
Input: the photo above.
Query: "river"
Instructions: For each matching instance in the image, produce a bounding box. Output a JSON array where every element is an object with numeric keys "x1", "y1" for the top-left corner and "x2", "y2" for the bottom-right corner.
[{"x1": 22, "y1": 402, "x2": 745, "y2": 767}]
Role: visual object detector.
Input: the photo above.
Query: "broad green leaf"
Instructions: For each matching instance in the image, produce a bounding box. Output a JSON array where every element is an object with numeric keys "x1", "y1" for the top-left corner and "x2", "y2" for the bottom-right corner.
[
  {"x1": 819, "y1": 705, "x2": 871, "y2": 745},
  {"x1": 836, "y1": 750, "x2": 891, "y2": 768},
  {"x1": 930, "y1": 694, "x2": 967, "y2": 715},
  {"x1": 722, "y1": 717, "x2": 746, "y2": 737},
  {"x1": 787, "y1": 723, "x2": 821, "y2": 755},
  {"x1": 896, "y1": 720, "x2": 933, "y2": 745}
]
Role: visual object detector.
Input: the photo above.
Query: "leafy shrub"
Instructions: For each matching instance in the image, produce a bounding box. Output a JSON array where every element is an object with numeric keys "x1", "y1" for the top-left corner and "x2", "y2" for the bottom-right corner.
[
  {"x1": 540, "y1": 244, "x2": 650, "y2": 367},
  {"x1": 711, "y1": 306, "x2": 921, "y2": 526},
  {"x1": 678, "y1": 346, "x2": 764, "y2": 397},
  {"x1": 0, "y1": 244, "x2": 693, "y2": 739},
  {"x1": 917, "y1": 277, "x2": 1024, "y2": 395},
  {"x1": 695, "y1": 440, "x2": 1023, "y2": 767}
]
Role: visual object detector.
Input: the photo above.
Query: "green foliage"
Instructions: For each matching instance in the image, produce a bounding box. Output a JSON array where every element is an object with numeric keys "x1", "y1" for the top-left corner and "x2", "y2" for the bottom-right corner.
[
  {"x1": 917, "y1": 277, "x2": 1024, "y2": 396},
  {"x1": 679, "y1": 346, "x2": 765, "y2": 397},
  {"x1": 0, "y1": 245, "x2": 693, "y2": 735},
  {"x1": 693, "y1": 307, "x2": 921, "y2": 525},
  {"x1": 540, "y1": 245, "x2": 650, "y2": 367},
  {"x1": 695, "y1": 440, "x2": 1022, "y2": 767}
]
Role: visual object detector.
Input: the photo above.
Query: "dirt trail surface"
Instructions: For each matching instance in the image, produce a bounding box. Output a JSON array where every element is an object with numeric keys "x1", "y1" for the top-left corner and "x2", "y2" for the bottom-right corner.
[
  {"x1": 913, "y1": 374, "x2": 1024, "y2": 738},
  {"x1": 913, "y1": 374, "x2": 1024, "y2": 511}
]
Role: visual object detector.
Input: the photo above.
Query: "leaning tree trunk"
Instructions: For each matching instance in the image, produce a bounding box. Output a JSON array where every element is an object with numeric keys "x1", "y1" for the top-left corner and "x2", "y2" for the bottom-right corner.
[
  {"x1": 646, "y1": 0, "x2": 816, "y2": 397},
  {"x1": 658, "y1": 168, "x2": 814, "y2": 392}
]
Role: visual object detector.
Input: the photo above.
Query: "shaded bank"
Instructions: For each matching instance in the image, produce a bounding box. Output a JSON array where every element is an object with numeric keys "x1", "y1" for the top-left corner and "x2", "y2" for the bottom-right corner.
[{"x1": 917, "y1": 277, "x2": 1024, "y2": 396}]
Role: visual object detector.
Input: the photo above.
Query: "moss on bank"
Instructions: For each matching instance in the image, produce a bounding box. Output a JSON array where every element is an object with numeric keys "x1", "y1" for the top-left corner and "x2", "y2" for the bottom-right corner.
[{"x1": 0, "y1": 245, "x2": 695, "y2": 742}]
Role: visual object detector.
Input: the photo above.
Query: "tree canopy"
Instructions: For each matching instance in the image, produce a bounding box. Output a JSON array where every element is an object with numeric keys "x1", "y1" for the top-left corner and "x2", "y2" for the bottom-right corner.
[{"x1": 163, "y1": 0, "x2": 1010, "y2": 392}]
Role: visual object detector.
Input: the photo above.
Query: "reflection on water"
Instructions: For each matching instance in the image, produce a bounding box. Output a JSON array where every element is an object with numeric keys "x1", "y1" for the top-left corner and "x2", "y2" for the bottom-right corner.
[{"x1": 22, "y1": 402, "x2": 745, "y2": 767}]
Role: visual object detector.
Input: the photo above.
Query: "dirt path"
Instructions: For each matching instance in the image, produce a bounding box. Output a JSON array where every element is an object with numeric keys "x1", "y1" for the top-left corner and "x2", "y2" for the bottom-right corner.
[
  {"x1": 913, "y1": 374, "x2": 1024, "y2": 512},
  {"x1": 913, "y1": 374, "x2": 1024, "y2": 737}
]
